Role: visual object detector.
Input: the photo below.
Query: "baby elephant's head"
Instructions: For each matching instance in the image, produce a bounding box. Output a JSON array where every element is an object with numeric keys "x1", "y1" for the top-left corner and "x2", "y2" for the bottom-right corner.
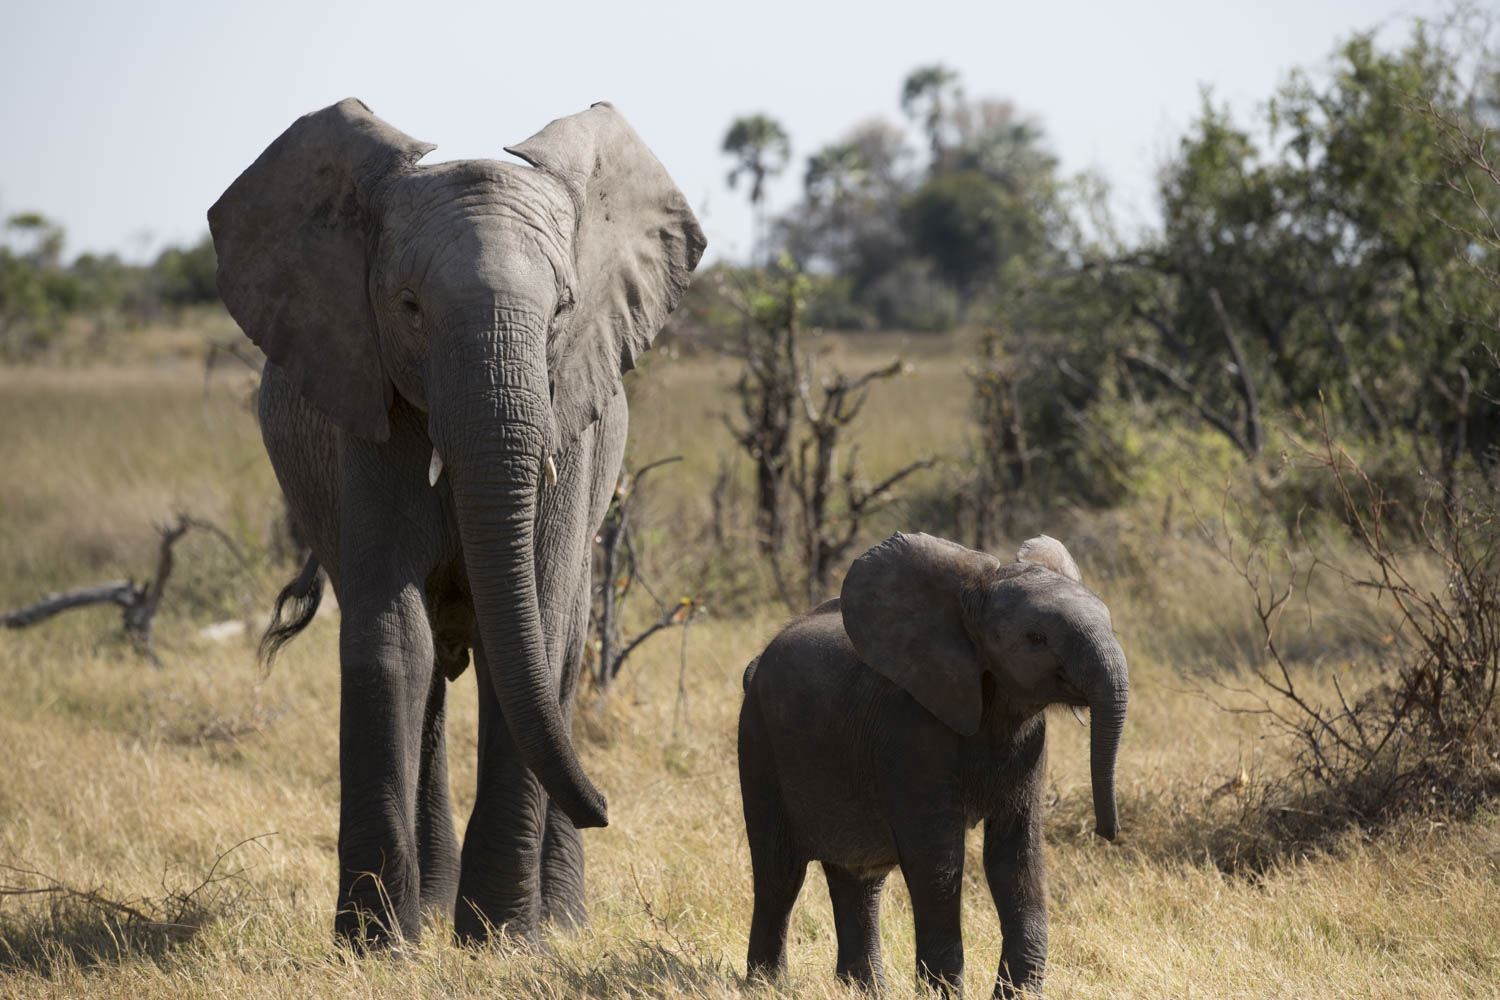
[{"x1": 840, "y1": 532, "x2": 1128, "y2": 840}]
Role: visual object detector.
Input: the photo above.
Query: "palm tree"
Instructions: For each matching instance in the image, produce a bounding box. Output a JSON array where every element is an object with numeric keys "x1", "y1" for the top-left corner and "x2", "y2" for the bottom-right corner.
[
  {"x1": 900, "y1": 64, "x2": 962, "y2": 174},
  {"x1": 722, "y1": 114, "x2": 791, "y2": 264},
  {"x1": 803, "y1": 142, "x2": 868, "y2": 207}
]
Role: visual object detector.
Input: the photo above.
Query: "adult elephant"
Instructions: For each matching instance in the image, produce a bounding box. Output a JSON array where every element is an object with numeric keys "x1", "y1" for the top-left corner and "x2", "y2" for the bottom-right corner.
[{"x1": 208, "y1": 99, "x2": 705, "y2": 947}]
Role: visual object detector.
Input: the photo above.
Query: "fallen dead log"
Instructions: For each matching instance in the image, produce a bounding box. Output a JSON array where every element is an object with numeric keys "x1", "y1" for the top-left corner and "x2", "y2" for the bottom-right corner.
[{"x1": 1, "y1": 514, "x2": 245, "y2": 664}]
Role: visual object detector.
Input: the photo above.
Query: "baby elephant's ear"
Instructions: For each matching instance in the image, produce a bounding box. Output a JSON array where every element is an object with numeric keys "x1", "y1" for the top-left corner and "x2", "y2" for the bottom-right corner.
[
  {"x1": 841, "y1": 533, "x2": 1001, "y2": 735},
  {"x1": 1016, "y1": 535, "x2": 1082, "y2": 583}
]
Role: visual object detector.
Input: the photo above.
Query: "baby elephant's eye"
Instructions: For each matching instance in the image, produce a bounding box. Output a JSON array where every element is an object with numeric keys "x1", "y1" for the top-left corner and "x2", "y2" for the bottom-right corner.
[{"x1": 1025, "y1": 632, "x2": 1047, "y2": 646}]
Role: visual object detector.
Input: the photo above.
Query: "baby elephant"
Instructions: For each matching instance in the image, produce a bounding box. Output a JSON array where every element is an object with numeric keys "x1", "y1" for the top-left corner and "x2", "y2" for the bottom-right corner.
[{"x1": 738, "y1": 532, "x2": 1128, "y2": 998}]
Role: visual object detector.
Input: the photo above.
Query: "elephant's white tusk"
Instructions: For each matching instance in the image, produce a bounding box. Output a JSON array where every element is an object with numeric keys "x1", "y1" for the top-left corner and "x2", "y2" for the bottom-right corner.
[
  {"x1": 428, "y1": 448, "x2": 444, "y2": 487},
  {"x1": 543, "y1": 454, "x2": 558, "y2": 487},
  {"x1": 1070, "y1": 705, "x2": 1088, "y2": 727}
]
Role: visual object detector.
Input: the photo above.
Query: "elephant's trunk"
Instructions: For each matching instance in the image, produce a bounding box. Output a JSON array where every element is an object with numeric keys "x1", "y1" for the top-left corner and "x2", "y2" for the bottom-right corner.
[
  {"x1": 429, "y1": 307, "x2": 607, "y2": 829},
  {"x1": 1080, "y1": 629, "x2": 1128, "y2": 841}
]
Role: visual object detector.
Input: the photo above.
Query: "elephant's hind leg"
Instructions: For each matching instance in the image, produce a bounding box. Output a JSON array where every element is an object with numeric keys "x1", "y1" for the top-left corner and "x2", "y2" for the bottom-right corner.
[
  {"x1": 825, "y1": 863, "x2": 888, "y2": 991},
  {"x1": 740, "y1": 696, "x2": 805, "y2": 981},
  {"x1": 416, "y1": 594, "x2": 472, "y2": 921}
]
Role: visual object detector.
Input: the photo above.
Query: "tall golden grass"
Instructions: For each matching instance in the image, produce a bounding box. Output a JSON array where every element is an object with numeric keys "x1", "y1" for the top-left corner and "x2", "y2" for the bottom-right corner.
[{"x1": 1, "y1": 331, "x2": 1496, "y2": 998}]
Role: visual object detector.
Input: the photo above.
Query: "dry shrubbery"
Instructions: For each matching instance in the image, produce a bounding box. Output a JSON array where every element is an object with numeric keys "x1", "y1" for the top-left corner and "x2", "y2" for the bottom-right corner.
[
  {"x1": 1061, "y1": 412, "x2": 1500, "y2": 877},
  {"x1": 1216, "y1": 423, "x2": 1500, "y2": 862}
]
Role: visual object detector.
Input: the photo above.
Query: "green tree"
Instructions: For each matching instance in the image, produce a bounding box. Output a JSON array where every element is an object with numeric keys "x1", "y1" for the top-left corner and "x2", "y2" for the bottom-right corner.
[
  {"x1": 1109, "y1": 26, "x2": 1500, "y2": 488},
  {"x1": 723, "y1": 114, "x2": 791, "y2": 264},
  {"x1": 900, "y1": 103, "x2": 1061, "y2": 304},
  {"x1": 0, "y1": 213, "x2": 76, "y2": 358},
  {"x1": 153, "y1": 235, "x2": 219, "y2": 306}
]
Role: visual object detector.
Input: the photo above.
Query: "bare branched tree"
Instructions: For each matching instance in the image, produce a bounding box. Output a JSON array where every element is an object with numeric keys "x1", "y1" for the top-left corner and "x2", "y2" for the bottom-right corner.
[
  {"x1": 789, "y1": 355, "x2": 933, "y2": 606},
  {"x1": 589, "y1": 458, "x2": 702, "y2": 694},
  {"x1": 720, "y1": 261, "x2": 930, "y2": 609}
]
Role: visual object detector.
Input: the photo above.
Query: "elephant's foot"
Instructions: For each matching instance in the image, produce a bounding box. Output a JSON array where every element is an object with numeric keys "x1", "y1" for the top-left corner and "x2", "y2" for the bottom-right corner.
[
  {"x1": 334, "y1": 853, "x2": 423, "y2": 952},
  {"x1": 334, "y1": 900, "x2": 415, "y2": 954},
  {"x1": 539, "y1": 800, "x2": 587, "y2": 931},
  {"x1": 453, "y1": 893, "x2": 542, "y2": 945}
]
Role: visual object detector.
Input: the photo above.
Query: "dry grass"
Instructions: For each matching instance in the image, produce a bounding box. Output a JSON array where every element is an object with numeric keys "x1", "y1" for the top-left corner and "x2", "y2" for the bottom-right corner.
[{"x1": 1, "y1": 333, "x2": 1497, "y2": 998}]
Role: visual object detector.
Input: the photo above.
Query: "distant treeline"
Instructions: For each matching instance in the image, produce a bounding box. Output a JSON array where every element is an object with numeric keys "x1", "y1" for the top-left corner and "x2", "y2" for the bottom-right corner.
[
  {"x1": 0, "y1": 214, "x2": 218, "y2": 359},
  {"x1": 696, "y1": 16, "x2": 1500, "y2": 507}
]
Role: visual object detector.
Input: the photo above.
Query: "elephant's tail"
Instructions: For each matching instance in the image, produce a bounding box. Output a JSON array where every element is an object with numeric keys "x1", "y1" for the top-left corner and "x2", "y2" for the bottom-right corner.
[
  {"x1": 258, "y1": 555, "x2": 324, "y2": 670},
  {"x1": 742, "y1": 655, "x2": 761, "y2": 693}
]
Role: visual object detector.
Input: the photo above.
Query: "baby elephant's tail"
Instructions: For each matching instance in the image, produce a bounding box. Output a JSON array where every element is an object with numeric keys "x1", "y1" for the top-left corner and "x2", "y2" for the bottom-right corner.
[
  {"x1": 742, "y1": 655, "x2": 761, "y2": 693},
  {"x1": 258, "y1": 555, "x2": 324, "y2": 670}
]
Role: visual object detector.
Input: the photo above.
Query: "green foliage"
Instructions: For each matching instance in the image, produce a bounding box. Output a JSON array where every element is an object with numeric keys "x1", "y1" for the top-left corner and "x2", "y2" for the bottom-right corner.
[
  {"x1": 0, "y1": 214, "x2": 222, "y2": 360},
  {"x1": 1, "y1": 213, "x2": 76, "y2": 358},
  {"x1": 951, "y1": 17, "x2": 1500, "y2": 537},
  {"x1": 902, "y1": 169, "x2": 1048, "y2": 299},
  {"x1": 153, "y1": 236, "x2": 219, "y2": 307},
  {"x1": 1108, "y1": 24, "x2": 1500, "y2": 486},
  {"x1": 767, "y1": 68, "x2": 1066, "y2": 330}
]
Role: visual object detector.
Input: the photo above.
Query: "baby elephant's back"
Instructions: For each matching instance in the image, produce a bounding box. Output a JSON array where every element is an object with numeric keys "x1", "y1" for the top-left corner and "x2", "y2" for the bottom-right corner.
[
  {"x1": 742, "y1": 599, "x2": 903, "y2": 868},
  {"x1": 749, "y1": 599, "x2": 866, "y2": 729}
]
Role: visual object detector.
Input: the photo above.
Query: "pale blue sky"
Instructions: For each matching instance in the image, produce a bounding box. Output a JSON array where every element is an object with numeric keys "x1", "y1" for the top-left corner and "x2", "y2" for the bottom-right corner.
[{"x1": 1, "y1": 0, "x2": 1445, "y2": 265}]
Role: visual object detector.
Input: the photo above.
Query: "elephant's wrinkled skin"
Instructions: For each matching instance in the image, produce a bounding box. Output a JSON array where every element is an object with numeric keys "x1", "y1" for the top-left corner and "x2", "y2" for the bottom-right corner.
[
  {"x1": 208, "y1": 99, "x2": 704, "y2": 946},
  {"x1": 738, "y1": 533, "x2": 1128, "y2": 998}
]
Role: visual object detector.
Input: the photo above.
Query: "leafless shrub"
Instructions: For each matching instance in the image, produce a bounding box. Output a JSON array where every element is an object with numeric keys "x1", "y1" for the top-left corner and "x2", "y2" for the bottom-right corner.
[
  {"x1": 718, "y1": 260, "x2": 931, "y2": 610},
  {"x1": 1205, "y1": 407, "x2": 1500, "y2": 864},
  {"x1": 0, "y1": 837, "x2": 269, "y2": 971}
]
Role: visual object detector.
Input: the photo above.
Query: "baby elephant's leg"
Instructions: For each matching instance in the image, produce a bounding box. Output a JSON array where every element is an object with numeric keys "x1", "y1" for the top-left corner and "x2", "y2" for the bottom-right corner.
[
  {"x1": 824, "y1": 863, "x2": 888, "y2": 990},
  {"x1": 984, "y1": 803, "x2": 1048, "y2": 996},
  {"x1": 896, "y1": 820, "x2": 966, "y2": 996},
  {"x1": 746, "y1": 852, "x2": 807, "y2": 980},
  {"x1": 740, "y1": 696, "x2": 806, "y2": 980}
]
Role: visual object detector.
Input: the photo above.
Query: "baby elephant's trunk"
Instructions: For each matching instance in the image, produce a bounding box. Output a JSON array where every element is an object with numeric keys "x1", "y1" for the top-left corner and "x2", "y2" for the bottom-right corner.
[{"x1": 1083, "y1": 633, "x2": 1129, "y2": 841}]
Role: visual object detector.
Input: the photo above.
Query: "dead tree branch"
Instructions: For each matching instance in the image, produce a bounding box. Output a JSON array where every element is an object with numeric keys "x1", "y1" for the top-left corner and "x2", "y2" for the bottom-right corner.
[
  {"x1": 1208, "y1": 287, "x2": 1263, "y2": 455},
  {"x1": 590, "y1": 458, "x2": 703, "y2": 693},
  {"x1": 0, "y1": 512, "x2": 246, "y2": 664},
  {"x1": 1120, "y1": 347, "x2": 1253, "y2": 456}
]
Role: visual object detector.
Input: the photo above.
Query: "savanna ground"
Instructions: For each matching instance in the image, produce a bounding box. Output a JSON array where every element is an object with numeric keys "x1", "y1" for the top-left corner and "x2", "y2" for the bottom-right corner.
[{"x1": 0, "y1": 314, "x2": 1497, "y2": 999}]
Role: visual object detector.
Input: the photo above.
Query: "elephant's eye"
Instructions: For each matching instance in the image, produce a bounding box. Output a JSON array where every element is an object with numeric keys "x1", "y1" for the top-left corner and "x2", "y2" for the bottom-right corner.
[
  {"x1": 1025, "y1": 632, "x2": 1047, "y2": 646},
  {"x1": 398, "y1": 290, "x2": 422, "y2": 326}
]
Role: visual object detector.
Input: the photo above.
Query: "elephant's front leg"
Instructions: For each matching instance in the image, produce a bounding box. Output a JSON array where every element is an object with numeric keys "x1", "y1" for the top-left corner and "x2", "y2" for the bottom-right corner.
[
  {"x1": 539, "y1": 557, "x2": 591, "y2": 928},
  {"x1": 895, "y1": 815, "x2": 967, "y2": 996},
  {"x1": 333, "y1": 419, "x2": 449, "y2": 948},
  {"x1": 983, "y1": 731, "x2": 1049, "y2": 997},
  {"x1": 455, "y1": 638, "x2": 547, "y2": 941},
  {"x1": 537, "y1": 394, "x2": 626, "y2": 929},
  {"x1": 334, "y1": 579, "x2": 437, "y2": 948}
]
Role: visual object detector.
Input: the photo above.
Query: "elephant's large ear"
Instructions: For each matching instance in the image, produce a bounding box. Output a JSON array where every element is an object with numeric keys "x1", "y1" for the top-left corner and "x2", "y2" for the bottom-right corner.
[
  {"x1": 505, "y1": 102, "x2": 706, "y2": 450},
  {"x1": 208, "y1": 99, "x2": 435, "y2": 442},
  {"x1": 841, "y1": 533, "x2": 1001, "y2": 735},
  {"x1": 1016, "y1": 535, "x2": 1082, "y2": 583}
]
